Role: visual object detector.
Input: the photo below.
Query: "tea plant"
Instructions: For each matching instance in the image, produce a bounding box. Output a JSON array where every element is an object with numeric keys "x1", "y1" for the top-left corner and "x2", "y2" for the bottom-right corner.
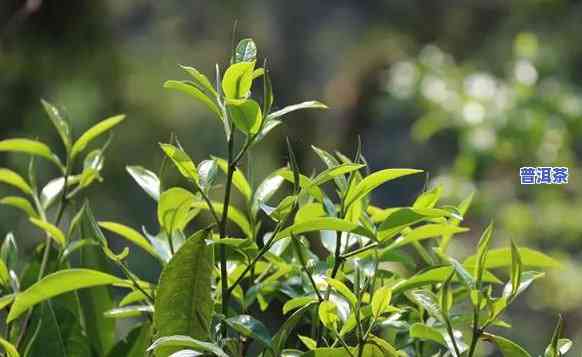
[{"x1": 0, "y1": 38, "x2": 573, "y2": 357}]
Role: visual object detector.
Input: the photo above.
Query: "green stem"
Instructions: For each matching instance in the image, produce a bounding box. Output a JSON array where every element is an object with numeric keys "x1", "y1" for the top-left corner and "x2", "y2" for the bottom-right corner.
[
  {"x1": 219, "y1": 134, "x2": 235, "y2": 318},
  {"x1": 291, "y1": 235, "x2": 323, "y2": 302}
]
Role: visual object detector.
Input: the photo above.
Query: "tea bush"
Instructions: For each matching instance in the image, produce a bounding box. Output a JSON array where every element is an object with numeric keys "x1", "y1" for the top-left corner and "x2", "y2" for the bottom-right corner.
[{"x1": 0, "y1": 38, "x2": 573, "y2": 356}]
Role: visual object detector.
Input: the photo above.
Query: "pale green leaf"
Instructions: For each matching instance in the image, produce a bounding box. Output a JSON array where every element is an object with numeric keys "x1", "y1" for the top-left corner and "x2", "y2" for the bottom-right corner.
[
  {"x1": 0, "y1": 168, "x2": 33, "y2": 195},
  {"x1": 127, "y1": 165, "x2": 161, "y2": 201},
  {"x1": 0, "y1": 139, "x2": 60, "y2": 166},
  {"x1": 29, "y1": 217, "x2": 66, "y2": 246},
  {"x1": 213, "y1": 156, "x2": 252, "y2": 202},
  {"x1": 98, "y1": 221, "x2": 159, "y2": 259},
  {"x1": 222, "y1": 61, "x2": 255, "y2": 99},
  {"x1": 72, "y1": 114, "x2": 125, "y2": 158},
  {"x1": 164, "y1": 80, "x2": 221, "y2": 119},
  {"x1": 371, "y1": 286, "x2": 392, "y2": 318},
  {"x1": 0, "y1": 196, "x2": 38, "y2": 218},
  {"x1": 7, "y1": 269, "x2": 124, "y2": 322},
  {"x1": 267, "y1": 101, "x2": 328, "y2": 121}
]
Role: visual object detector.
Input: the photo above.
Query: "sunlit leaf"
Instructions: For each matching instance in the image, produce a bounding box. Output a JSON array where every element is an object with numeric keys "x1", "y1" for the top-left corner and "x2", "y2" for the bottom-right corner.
[
  {"x1": 0, "y1": 336, "x2": 20, "y2": 357},
  {"x1": 235, "y1": 38, "x2": 257, "y2": 63},
  {"x1": 160, "y1": 143, "x2": 199, "y2": 184},
  {"x1": 29, "y1": 217, "x2": 66, "y2": 246},
  {"x1": 179, "y1": 65, "x2": 217, "y2": 97},
  {"x1": 344, "y1": 168, "x2": 423, "y2": 209},
  {"x1": 276, "y1": 217, "x2": 375, "y2": 242},
  {"x1": 371, "y1": 286, "x2": 392, "y2": 318},
  {"x1": 318, "y1": 300, "x2": 339, "y2": 331},
  {"x1": 222, "y1": 61, "x2": 255, "y2": 99},
  {"x1": 0, "y1": 196, "x2": 38, "y2": 218},
  {"x1": 0, "y1": 139, "x2": 61, "y2": 167},
  {"x1": 7, "y1": 269, "x2": 124, "y2": 322},
  {"x1": 227, "y1": 99, "x2": 263, "y2": 135},
  {"x1": 0, "y1": 168, "x2": 33, "y2": 195},
  {"x1": 482, "y1": 333, "x2": 532, "y2": 357},
  {"x1": 267, "y1": 101, "x2": 328, "y2": 121},
  {"x1": 464, "y1": 247, "x2": 560, "y2": 269},
  {"x1": 127, "y1": 165, "x2": 161, "y2": 201},
  {"x1": 158, "y1": 187, "x2": 197, "y2": 233},
  {"x1": 99, "y1": 221, "x2": 159, "y2": 259},
  {"x1": 72, "y1": 114, "x2": 125, "y2": 159},
  {"x1": 104, "y1": 305, "x2": 153, "y2": 319}
]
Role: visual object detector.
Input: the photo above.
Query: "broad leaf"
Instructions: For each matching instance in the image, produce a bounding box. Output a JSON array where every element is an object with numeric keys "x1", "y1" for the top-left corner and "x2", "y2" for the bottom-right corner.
[
  {"x1": 0, "y1": 336, "x2": 19, "y2": 357},
  {"x1": 71, "y1": 114, "x2": 125, "y2": 159},
  {"x1": 464, "y1": 247, "x2": 560, "y2": 269},
  {"x1": 127, "y1": 165, "x2": 161, "y2": 201},
  {"x1": 227, "y1": 99, "x2": 263, "y2": 134},
  {"x1": 154, "y1": 229, "x2": 213, "y2": 355},
  {"x1": 275, "y1": 217, "x2": 375, "y2": 242},
  {"x1": 0, "y1": 196, "x2": 38, "y2": 218},
  {"x1": 99, "y1": 221, "x2": 159, "y2": 259},
  {"x1": 0, "y1": 168, "x2": 33, "y2": 195},
  {"x1": 29, "y1": 217, "x2": 66, "y2": 246},
  {"x1": 387, "y1": 224, "x2": 468, "y2": 250},
  {"x1": 179, "y1": 65, "x2": 217, "y2": 97},
  {"x1": 482, "y1": 333, "x2": 532, "y2": 357},
  {"x1": 371, "y1": 286, "x2": 392, "y2": 318},
  {"x1": 197, "y1": 159, "x2": 218, "y2": 192},
  {"x1": 344, "y1": 168, "x2": 423, "y2": 209},
  {"x1": 0, "y1": 138, "x2": 61, "y2": 166},
  {"x1": 158, "y1": 187, "x2": 197, "y2": 233},
  {"x1": 222, "y1": 61, "x2": 255, "y2": 99},
  {"x1": 160, "y1": 144, "x2": 199, "y2": 183},
  {"x1": 7, "y1": 269, "x2": 124, "y2": 322}
]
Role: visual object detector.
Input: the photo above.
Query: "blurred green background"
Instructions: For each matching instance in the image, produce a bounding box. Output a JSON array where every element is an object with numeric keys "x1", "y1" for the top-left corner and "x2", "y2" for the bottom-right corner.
[{"x1": 1, "y1": 0, "x2": 580, "y2": 353}]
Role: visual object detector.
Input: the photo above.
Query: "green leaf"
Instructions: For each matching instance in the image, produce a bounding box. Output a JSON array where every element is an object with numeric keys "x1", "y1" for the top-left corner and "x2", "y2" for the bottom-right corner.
[
  {"x1": 299, "y1": 336, "x2": 317, "y2": 350},
  {"x1": 191, "y1": 200, "x2": 252, "y2": 238},
  {"x1": 344, "y1": 168, "x2": 423, "y2": 209},
  {"x1": 119, "y1": 289, "x2": 151, "y2": 307},
  {"x1": 0, "y1": 336, "x2": 19, "y2": 357},
  {"x1": 0, "y1": 168, "x2": 33, "y2": 195},
  {"x1": 98, "y1": 221, "x2": 159, "y2": 259},
  {"x1": 464, "y1": 247, "x2": 560, "y2": 269},
  {"x1": 26, "y1": 298, "x2": 92, "y2": 357},
  {"x1": 311, "y1": 145, "x2": 347, "y2": 191},
  {"x1": 179, "y1": 65, "x2": 217, "y2": 97},
  {"x1": 41, "y1": 99, "x2": 71, "y2": 152},
  {"x1": 269, "y1": 304, "x2": 314, "y2": 356},
  {"x1": 318, "y1": 300, "x2": 339, "y2": 330},
  {"x1": 79, "y1": 149, "x2": 105, "y2": 187},
  {"x1": 71, "y1": 114, "x2": 125, "y2": 159},
  {"x1": 300, "y1": 348, "x2": 353, "y2": 357},
  {"x1": 407, "y1": 289, "x2": 444, "y2": 322},
  {"x1": 158, "y1": 187, "x2": 197, "y2": 233},
  {"x1": 154, "y1": 229, "x2": 213, "y2": 356},
  {"x1": 160, "y1": 143, "x2": 199, "y2": 183},
  {"x1": 387, "y1": 224, "x2": 468, "y2": 250},
  {"x1": 326, "y1": 278, "x2": 357, "y2": 307},
  {"x1": 474, "y1": 223, "x2": 494, "y2": 287},
  {"x1": 225, "y1": 315, "x2": 273, "y2": 350},
  {"x1": 59, "y1": 239, "x2": 100, "y2": 264},
  {"x1": 0, "y1": 196, "x2": 38, "y2": 218},
  {"x1": 377, "y1": 207, "x2": 443, "y2": 241},
  {"x1": 0, "y1": 258, "x2": 9, "y2": 288},
  {"x1": 392, "y1": 265, "x2": 500, "y2": 295},
  {"x1": 148, "y1": 335, "x2": 227, "y2": 357},
  {"x1": 312, "y1": 163, "x2": 365, "y2": 187},
  {"x1": 222, "y1": 61, "x2": 255, "y2": 99},
  {"x1": 410, "y1": 323, "x2": 447, "y2": 346},
  {"x1": 127, "y1": 165, "x2": 161, "y2": 201},
  {"x1": 227, "y1": 99, "x2": 263, "y2": 134},
  {"x1": 214, "y1": 156, "x2": 252, "y2": 202},
  {"x1": 275, "y1": 217, "x2": 375, "y2": 242},
  {"x1": 482, "y1": 333, "x2": 532, "y2": 357},
  {"x1": 235, "y1": 38, "x2": 257, "y2": 63},
  {"x1": 29, "y1": 217, "x2": 66, "y2": 246},
  {"x1": 509, "y1": 240, "x2": 523, "y2": 297},
  {"x1": 0, "y1": 139, "x2": 61, "y2": 167},
  {"x1": 371, "y1": 286, "x2": 392, "y2": 318},
  {"x1": 7, "y1": 269, "x2": 124, "y2": 322},
  {"x1": 267, "y1": 101, "x2": 328, "y2": 121},
  {"x1": 283, "y1": 296, "x2": 319, "y2": 315},
  {"x1": 104, "y1": 305, "x2": 153, "y2": 319},
  {"x1": 77, "y1": 204, "x2": 117, "y2": 356},
  {"x1": 164, "y1": 80, "x2": 221, "y2": 119}
]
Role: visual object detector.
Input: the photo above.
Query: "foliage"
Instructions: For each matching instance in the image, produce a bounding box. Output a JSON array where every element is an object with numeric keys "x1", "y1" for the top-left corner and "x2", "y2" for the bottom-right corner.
[{"x1": 0, "y1": 38, "x2": 572, "y2": 357}]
